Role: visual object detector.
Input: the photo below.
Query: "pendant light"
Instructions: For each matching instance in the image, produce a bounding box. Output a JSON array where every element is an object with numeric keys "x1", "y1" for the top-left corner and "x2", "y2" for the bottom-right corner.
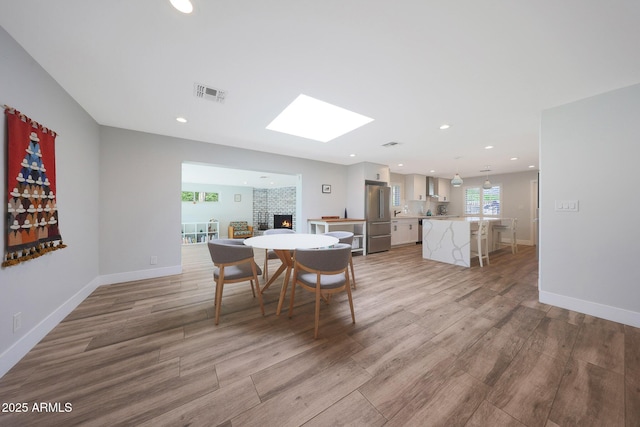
[
  {"x1": 482, "y1": 166, "x2": 492, "y2": 189},
  {"x1": 451, "y1": 157, "x2": 463, "y2": 187}
]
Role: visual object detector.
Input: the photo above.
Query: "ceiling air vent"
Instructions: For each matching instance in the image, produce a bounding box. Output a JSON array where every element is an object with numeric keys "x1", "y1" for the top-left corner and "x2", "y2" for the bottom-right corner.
[
  {"x1": 382, "y1": 141, "x2": 401, "y2": 147},
  {"x1": 194, "y1": 83, "x2": 226, "y2": 103}
]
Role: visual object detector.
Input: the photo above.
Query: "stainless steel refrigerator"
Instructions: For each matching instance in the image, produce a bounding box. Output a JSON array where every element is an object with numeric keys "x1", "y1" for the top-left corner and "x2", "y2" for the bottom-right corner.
[{"x1": 365, "y1": 184, "x2": 391, "y2": 253}]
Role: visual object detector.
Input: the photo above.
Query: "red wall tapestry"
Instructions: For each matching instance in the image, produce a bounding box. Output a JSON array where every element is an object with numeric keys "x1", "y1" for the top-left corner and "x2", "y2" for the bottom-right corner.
[{"x1": 3, "y1": 107, "x2": 66, "y2": 267}]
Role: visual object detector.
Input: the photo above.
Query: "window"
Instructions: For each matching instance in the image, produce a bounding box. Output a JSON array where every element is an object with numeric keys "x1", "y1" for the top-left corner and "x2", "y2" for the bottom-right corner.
[
  {"x1": 482, "y1": 186, "x2": 500, "y2": 215},
  {"x1": 181, "y1": 191, "x2": 219, "y2": 202},
  {"x1": 464, "y1": 185, "x2": 500, "y2": 216},
  {"x1": 464, "y1": 187, "x2": 481, "y2": 215},
  {"x1": 391, "y1": 184, "x2": 401, "y2": 207},
  {"x1": 203, "y1": 192, "x2": 219, "y2": 202}
]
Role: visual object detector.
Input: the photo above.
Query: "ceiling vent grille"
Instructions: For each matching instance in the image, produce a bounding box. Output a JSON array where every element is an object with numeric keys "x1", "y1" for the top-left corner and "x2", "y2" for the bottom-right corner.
[
  {"x1": 382, "y1": 141, "x2": 401, "y2": 147},
  {"x1": 194, "y1": 83, "x2": 226, "y2": 103}
]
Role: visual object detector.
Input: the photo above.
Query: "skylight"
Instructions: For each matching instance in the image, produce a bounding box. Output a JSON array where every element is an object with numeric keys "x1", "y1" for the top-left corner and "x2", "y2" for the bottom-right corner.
[{"x1": 266, "y1": 94, "x2": 374, "y2": 142}]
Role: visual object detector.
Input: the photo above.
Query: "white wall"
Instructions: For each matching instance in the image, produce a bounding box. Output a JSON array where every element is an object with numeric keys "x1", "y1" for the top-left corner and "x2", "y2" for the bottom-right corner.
[
  {"x1": 0, "y1": 27, "x2": 101, "y2": 375},
  {"x1": 99, "y1": 126, "x2": 349, "y2": 280},
  {"x1": 539, "y1": 84, "x2": 640, "y2": 327}
]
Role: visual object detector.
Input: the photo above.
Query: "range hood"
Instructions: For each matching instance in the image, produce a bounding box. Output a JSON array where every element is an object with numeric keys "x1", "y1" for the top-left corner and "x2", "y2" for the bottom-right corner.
[{"x1": 427, "y1": 177, "x2": 439, "y2": 198}]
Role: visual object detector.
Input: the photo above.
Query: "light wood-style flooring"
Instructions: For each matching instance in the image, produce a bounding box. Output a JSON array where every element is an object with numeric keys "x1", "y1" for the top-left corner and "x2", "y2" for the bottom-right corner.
[{"x1": 1, "y1": 244, "x2": 639, "y2": 426}]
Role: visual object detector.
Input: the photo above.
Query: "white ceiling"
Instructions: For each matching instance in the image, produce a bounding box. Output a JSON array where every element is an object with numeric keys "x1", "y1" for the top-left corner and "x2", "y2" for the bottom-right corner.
[
  {"x1": 2, "y1": 1, "x2": 640, "y2": 179},
  {"x1": 182, "y1": 163, "x2": 298, "y2": 188}
]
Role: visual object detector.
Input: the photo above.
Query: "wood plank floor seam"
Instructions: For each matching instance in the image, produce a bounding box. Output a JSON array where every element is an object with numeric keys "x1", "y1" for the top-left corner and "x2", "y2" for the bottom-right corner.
[{"x1": 0, "y1": 244, "x2": 638, "y2": 426}]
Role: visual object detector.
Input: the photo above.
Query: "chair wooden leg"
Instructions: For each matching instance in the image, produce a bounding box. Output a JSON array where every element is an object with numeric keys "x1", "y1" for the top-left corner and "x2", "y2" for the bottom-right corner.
[
  {"x1": 314, "y1": 286, "x2": 321, "y2": 339},
  {"x1": 214, "y1": 279, "x2": 224, "y2": 325},
  {"x1": 346, "y1": 275, "x2": 355, "y2": 324},
  {"x1": 249, "y1": 280, "x2": 256, "y2": 298},
  {"x1": 254, "y1": 278, "x2": 265, "y2": 316},
  {"x1": 349, "y1": 257, "x2": 356, "y2": 289},
  {"x1": 288, "y1": 279, "x2": 297, "y2": 318}
]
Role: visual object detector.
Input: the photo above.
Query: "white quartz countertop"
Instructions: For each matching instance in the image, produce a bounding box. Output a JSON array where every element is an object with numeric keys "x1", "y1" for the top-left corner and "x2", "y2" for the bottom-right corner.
[
  {"x1": 393, "y1": 215, "x2": 459, "y2": 219},
  {"x1": 423, "y1": 216, "x2": 501, "y2": 222}
]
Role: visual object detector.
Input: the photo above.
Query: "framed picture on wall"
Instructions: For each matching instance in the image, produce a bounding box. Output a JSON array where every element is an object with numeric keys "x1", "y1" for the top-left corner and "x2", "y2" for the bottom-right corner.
[
  {"x1": 322, "y1": 184, "x2": 331, "y2": 194},
  {"x1": 234, "y1": 194, "x2": 241, "y2": 202}
]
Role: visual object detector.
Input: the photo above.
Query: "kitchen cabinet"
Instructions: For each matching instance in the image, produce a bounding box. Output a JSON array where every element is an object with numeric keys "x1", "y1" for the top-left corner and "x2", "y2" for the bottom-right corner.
[
  {"x1": 391, "y1": 218, "x2": 419, "y2": 246},
  {"x1": 347, "y1": 162, "x2": 391, "y2": 219},
  {"x1": 405, "y1": 174, "x2": 427, "y2": 200},
  {"x1": 437, "y1": 178, "x2": 451, "y2": 202},
  {"x1": 364, "y1": 162, "x2": 390, "y2": 183}
]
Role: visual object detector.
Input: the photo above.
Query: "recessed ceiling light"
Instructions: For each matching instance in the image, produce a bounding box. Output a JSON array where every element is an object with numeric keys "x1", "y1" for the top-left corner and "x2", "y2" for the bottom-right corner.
[
  {"x1": 170, "y1": 0, "x2": 193, "y2": 13},
  {"x1": 510, "y1": 157, "x2": 518, "y2": 161},
  {"x1": 398, "y1": 163, "x2": 404, "y2": 167},
  {"x1": 176, "y1": 117, "x2": 187, "y2": 123},
  {"x1": 349, "y1": 153, "x2": 356, "y2": 157},
  {"x1": 485, "y1": 145, "x2": 494, "y2": 149},
  {"x1": 528, "y1": 165, "x2": 536, "y2": 168},
  {"x1": 430, "y1": 170, "x2": 436, "y2": 173},
  {"x1": 266, "y1": 94, "x2": 374, "y2": 142},
  {"x1": 439, "y1": 124, "x2": 451, "y2": 130}
]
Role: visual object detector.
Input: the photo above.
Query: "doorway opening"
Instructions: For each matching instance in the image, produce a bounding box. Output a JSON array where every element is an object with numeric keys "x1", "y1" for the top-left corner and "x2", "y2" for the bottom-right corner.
[{"x1": 180, "y1": 162, "x2": 300, "y2": 266}]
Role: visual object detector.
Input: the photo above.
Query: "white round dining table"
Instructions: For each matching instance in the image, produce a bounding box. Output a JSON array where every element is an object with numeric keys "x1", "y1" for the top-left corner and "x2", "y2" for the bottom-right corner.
[{"x1": 244, "y1": 233, "x2": 338, "y2": 315}]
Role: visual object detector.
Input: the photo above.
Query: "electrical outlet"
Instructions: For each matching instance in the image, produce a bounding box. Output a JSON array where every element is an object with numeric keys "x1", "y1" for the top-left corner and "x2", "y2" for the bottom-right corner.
[
  {"x1": 150, "y1": 256, "x2": 158, "y2": 265},
  {"x1": 13, "y1": 312, "x2": 22, "y2": 333}
]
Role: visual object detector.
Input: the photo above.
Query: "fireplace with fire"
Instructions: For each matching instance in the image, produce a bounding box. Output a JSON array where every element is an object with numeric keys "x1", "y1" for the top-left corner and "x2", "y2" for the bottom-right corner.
[{"x1": 274, "y1": 214, "x2": 293, "y2": 229}]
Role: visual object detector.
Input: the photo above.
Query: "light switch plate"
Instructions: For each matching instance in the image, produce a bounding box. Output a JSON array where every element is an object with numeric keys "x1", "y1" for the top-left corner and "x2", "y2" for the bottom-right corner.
[{"x1": 555, "y1": 200, "x2": 579, "y2": 212}]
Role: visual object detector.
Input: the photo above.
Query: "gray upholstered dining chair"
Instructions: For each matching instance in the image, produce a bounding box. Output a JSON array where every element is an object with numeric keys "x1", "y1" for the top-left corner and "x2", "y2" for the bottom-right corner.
[
  {"x1": 207, "y1": 239, "x2": 264, "y2": 325},
  {"x1": 323, "y1": 231, "x2": 356, "y2": 289},
  {"x1": 288, "y1": 243, "x2": 354, "y2": 339},
  {"x1": 262, "y1": 228, "x2": 296, "y2": 281}
]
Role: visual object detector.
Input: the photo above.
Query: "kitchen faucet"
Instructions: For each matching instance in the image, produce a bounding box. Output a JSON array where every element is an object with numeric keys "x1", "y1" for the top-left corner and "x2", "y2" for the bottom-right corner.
[{"x1": 394, "y1": 209, "x2": 402, "y2": 217}]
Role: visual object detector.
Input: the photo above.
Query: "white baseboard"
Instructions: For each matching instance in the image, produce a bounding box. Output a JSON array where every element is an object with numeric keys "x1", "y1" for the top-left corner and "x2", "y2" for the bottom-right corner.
[
  {"x1": 0, "y1": 276, "x2": 101, "y2": 378},
  {"x1": 539, "y1": 290, "x2": 640, "y2": 328},
  {"x1": 98, "y1": 265, "x2": 182, "y2": 286}
]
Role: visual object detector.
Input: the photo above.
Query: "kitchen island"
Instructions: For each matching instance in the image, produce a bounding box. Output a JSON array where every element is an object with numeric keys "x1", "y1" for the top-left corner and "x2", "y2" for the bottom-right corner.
[{"x1": 422, "y1": 217, "x2": 501, "y2": 267}]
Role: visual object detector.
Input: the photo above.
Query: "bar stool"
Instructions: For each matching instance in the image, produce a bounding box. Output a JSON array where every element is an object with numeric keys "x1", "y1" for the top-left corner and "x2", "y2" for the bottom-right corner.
[
  {"x1": 493, "y1": 218, "x2": 518, "y2": 254},
  {"x1": 471, "y1": 220, "x2": 490, "y2": 267}
]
